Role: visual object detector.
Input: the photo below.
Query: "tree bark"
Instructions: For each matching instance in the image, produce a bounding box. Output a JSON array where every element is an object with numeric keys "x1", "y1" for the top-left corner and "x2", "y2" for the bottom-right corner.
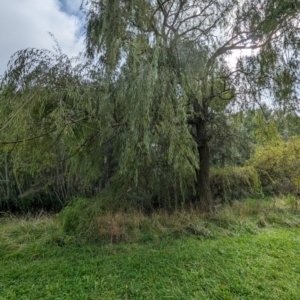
[{"x1": 194, "y1": 101, "x2": 213, "y2": 213}]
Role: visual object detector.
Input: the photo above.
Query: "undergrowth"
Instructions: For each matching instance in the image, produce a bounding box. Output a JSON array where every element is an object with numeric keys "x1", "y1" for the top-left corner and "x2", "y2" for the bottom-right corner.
[{"x1": 58, "y1": 196, "x2": 300, "y2": 244}]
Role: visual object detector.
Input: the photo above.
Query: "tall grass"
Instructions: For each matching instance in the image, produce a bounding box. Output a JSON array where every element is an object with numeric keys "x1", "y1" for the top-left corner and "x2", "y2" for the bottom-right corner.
[
  {"x1": 57, "y1": 196, "x2": 300, "y2": 244},
  {"x1": 1, "y1": 198, "x2": 300, "y2": 299}
]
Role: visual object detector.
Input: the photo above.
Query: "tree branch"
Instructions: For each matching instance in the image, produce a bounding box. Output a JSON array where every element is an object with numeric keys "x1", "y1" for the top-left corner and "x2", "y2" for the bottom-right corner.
[{"x1": 0, "y1": 128, "x2": 57, "y2": 145}]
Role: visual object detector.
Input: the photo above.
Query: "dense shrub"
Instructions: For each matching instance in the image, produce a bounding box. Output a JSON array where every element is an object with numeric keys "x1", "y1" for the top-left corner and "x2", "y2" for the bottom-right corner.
[
  {"x1": 249, "y1": 136, "x2": 300, "y2": 196},
  {"x1": 210, "y1": 166, "x2": 263, "y2": 202}
]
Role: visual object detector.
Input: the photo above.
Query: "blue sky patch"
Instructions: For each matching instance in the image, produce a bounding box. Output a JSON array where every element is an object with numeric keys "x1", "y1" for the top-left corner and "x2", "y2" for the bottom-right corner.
[{"x1": 58, "y1": 0, "x2": 82, "y2": 16}]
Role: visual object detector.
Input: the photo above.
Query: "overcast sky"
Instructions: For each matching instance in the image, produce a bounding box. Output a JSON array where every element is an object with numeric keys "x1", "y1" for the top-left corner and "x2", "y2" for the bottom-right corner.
[{"x1": 0, "y1": 0, "x2": 84, "y2": 76}]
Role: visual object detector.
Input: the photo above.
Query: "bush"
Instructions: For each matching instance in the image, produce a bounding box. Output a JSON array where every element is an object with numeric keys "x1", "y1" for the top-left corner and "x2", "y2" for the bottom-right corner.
[
  {"x1": 210, "y1": 166, "x2": 262, "y2": 202},
  {"x1": 249, "y1": 136, "x2": 300, "y2": 196},
  {"x1": 59, "y1": 191, "x2": 135, "y2": 240}
]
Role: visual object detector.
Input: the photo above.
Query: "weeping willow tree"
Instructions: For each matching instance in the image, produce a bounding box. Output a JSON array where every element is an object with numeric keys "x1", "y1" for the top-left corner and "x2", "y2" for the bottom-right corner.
[
  {"x1": 0, "y1": 49, "x2": 108, "y2": 209},
  {"x1": 1, "y1": 0, "x2": 300, "y2": 212},
  {"x1": 82, "y1": 0, "x2": 300, "y2": 211}
]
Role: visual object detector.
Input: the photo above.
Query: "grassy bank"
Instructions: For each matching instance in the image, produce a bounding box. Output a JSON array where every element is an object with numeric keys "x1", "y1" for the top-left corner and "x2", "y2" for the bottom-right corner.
[{"x1": 1, "y1": 198, "x2": 300, "y2": 299}]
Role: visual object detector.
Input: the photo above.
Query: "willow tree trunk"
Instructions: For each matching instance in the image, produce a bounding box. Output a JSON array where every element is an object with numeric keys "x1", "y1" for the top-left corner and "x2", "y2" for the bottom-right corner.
[{"x1": 194, "y1": 102, "x2": 213, "y2": 212}]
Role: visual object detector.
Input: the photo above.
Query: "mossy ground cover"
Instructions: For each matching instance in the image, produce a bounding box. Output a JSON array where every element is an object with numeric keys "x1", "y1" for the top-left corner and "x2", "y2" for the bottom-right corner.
[{"x1": 1, "y1": 199, "x2": 300, "y2": 299}]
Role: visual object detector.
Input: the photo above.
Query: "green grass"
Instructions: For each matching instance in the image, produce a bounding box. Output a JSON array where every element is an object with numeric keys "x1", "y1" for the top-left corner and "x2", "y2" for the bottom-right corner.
[{"x1": 1, "y1": 199, "x2": 300, "y2": 299}]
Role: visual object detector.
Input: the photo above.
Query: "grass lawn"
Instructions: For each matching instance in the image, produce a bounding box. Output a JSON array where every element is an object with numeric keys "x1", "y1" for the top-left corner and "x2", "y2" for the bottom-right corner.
[{"x1": 1, "y1": 200, "x2": 300, "y2": 299}]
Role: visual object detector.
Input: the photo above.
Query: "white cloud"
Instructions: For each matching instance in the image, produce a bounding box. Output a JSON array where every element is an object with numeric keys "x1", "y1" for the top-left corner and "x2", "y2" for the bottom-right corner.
[{"x1": 0, "y1": 0, "x2": 84, "y2": 76}]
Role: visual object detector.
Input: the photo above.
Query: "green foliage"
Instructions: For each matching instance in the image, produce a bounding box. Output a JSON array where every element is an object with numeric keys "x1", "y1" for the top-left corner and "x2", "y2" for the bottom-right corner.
[
  {"x1": 249, "y1": 136, "x2": 300, "y2": 195},
  {"x1": 254, "y1": 116, "x2": 283, "y2": 146},
  {"x1": 60, "y1": 198, "x2": 96, "y2": 236},
  {"x1": 210, "y1": 166, "x2": 262, "y2": 202},
  {"x1": 284, "y1": 194, "x2": 298, "y2": 211},
  {"x1": 0, "y1": 42, "x2": 199, "y2": 209}
]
